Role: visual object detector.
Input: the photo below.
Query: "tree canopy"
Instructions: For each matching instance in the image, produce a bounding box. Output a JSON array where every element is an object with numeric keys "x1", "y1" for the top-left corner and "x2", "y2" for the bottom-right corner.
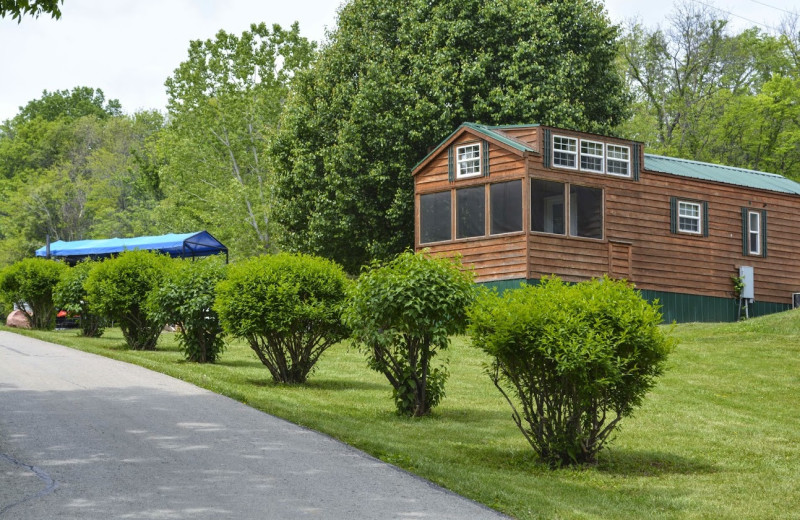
[
  {"x1": 272, "y1": 0, "x2": 629, "y2": 272},
  {"x1": 0, "y1": 0, "x2": 63, "y2": 22}
]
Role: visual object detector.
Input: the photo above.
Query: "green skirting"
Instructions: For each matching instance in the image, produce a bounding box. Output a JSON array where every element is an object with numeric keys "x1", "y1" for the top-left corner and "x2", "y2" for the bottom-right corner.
[{"x1": 479, "y1": 279, "x2": 792, "y2": 323}]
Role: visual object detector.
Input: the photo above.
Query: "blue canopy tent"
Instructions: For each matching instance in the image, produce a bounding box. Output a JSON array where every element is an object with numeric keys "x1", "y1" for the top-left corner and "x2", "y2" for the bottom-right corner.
[{"x1": 35, "y1": 231, "x2": 228, "y2": 264}]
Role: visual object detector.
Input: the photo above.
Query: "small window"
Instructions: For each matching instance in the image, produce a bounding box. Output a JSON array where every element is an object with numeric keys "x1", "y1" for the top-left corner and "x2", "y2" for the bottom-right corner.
[
  {"x1": 678, "y1": 201, "x2": 701, "y2": 234},
  {"x1": 456, "y1": 144, "x2": 481, "y2": 178},
  {"x1": 490, "y1": 180, "x2": 523, "y2": 235},
  {"x1": 419, "y1": 191, "x2": 451, "y2": 243},
  {"x1": 531, "y1": 179, "x2": 566, "y2": 234},
  {"x1": 607, "y1": 145, "x2": 630, "y2": 176},
  {"x1": 580, "y1": 140, "x2": 604, "y2": 173},
  {"x1": 553, "y1": 136, "x2": 577, "y2": 169},
  {"x1": 456, "y1": 186, "x2": 485, "y2": 239},
  {"x1": 748, "y1": 211, "x2": 761, "y2": 255},
  {"x1": 570, "y1": 185, "x2": 603, "y2": 239}
]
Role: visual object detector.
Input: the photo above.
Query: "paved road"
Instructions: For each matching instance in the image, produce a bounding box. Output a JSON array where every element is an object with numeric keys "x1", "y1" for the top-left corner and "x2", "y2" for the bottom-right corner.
[{"x1": 0, "y1": 331, "x2": 509, "y2": 519}]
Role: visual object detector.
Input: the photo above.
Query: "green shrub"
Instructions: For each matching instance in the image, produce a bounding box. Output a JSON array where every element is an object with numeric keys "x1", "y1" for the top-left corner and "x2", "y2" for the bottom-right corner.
[
  {"x1": 215, "y1": 253, "x2": 350, "y2": 383},
  {"x1": 0, "y1": 258, "x2": 68, "y2": 329},
  {"x1": 148, "y1": 258, "x2": 226, "y2": 363},
  {"x1": 53, "y1": 260, "x2": 105, "y2": 337},
  {"x1": 469, "y1": 276, "x2": 674, "y2": 467},
  {"x1": 344, "y1": 251, "x2": 475, "y2": 417},
  {"x1": 85, "y1": 250, "x2": 170, "y2": 350}
]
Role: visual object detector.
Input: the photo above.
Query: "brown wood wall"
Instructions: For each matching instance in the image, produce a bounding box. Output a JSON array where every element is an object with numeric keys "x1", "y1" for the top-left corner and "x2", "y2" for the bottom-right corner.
[{"x1": 414, "y1": 126, "x2": 800, "y2": 305}]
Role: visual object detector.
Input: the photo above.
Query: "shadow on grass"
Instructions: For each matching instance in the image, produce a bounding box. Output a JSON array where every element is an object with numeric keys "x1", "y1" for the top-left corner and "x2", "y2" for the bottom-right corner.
[
  {"x1": 245, "y1": 377, "x2": 386, "y2": 392},
  {"x1": 597, "y1": 448, "x2": 717, "y2": 476}
]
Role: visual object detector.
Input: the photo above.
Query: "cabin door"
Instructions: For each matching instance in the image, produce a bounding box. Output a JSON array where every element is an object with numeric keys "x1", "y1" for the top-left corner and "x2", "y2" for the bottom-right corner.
[{"x1": 608, "y1": 241, "x2": 632, "y2": 281}]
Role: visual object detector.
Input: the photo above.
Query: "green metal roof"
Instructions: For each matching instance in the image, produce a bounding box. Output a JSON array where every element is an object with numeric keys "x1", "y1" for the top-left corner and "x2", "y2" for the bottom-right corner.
[{"x1": 644, "y1": 154, "x2": 800, "y2": 196}]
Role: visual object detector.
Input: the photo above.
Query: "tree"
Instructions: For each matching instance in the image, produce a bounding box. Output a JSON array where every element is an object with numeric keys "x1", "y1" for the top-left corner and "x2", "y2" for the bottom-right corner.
[
  {"x1": 85, "y1": 250, "x2": 170, "y2": 350},
  {"x1": 0, "y1": 258, "x2": 67, "y2": 329},
  {"x1": 469, "y1": 277, "x2": 674, "y2": 466},
  {"x1": 272, "y1": 0, "x2": 628, "y2": 272},
  {"x1": 0, "y1": 0, "x2": 63, "y2": 22},
  {"x1": 215, "y1": 253, "x2": 350, "y2": 383},
  {"x1": 161, "y1": 23, "x2": 315, "y2": 259},
  {"x1": 344, "y1": 251, "x2": 475, "y2": 416}
]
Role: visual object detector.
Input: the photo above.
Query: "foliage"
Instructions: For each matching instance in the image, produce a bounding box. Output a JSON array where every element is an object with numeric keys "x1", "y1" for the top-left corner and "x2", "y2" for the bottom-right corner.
[
  {"x1": 0, "y1": 258, "x2": 67, "y2": 329},
  {"x1": 53, "y1": 260, "x2": 104, "y2": 337},
  {"x1": 148, "y1": 258, "x2": 226, "y2": 363},
  {"x1": 469, "y1": 276, "x2": 674, "y2": 466},
  {"x1": 215, "y1": 253, "x2": 349, "y2": 383},
  {"x1": 84, "y1": 250, "x2": 169, "y2": 350},
  {"x1": 160, "y1": 23, "x2": 316, "y2": 259},
  {"x1": 619, "y1": 4, "x2": 800, "y2": 179},
  {"x1": 345, "y1": 251, "x2": 474, "y2": 416},
  {"x1": 10, "y1": 86, "x2": 122, "y2": 125},
  {"x1": 0, "y1": 0, "x2": 62, "y2": 21},
  {"x1": 273, "y1": 0, "x2": 629, "y2": 272}
]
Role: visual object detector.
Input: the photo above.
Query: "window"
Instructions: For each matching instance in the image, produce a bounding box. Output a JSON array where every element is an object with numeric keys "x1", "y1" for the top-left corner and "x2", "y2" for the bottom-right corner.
[
  {"x1": 531, "y1": 179, "x2": 566, "y2": 234},
  {"x1": 456, "y1": 186, "x2": 485, "y2": 238},
  {"x1": 490, "y1": 180, "x2": 523, "y2": 234},
  {"x1": 580, "y1": 140, "x2": 604, "y2": 173},
  {"x1": 748, "y1": 211, "x2": 761, "y2": 255},
  {"x1": 553, "y1": 136, "x2": 577, "y2": 169},
  {"x1": 570, "y1": 185, "x2": 603, "y2": 239},
  {"x1": 678, "y1": 201, "x2": 701, "y2": 234},
  {"x1": 419, "y1": 191, "x2": 451, "y2": 243},
  {"x1": 606, "y1": 145, "x2": 630, "y2": 176},
  {"x1": 456, "y1": 144, "x2": 481, "y2": 178}
]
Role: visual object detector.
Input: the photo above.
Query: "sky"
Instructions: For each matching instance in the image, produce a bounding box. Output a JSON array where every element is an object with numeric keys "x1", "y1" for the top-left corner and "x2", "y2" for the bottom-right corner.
[{"x1": 1, "y1": 0, "x2": 797, "y2": 122}]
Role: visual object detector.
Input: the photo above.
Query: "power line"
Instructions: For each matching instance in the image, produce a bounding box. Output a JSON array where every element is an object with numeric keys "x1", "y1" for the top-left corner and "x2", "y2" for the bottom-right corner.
[
  {"x1": 747, "y1": 0, "x2": 797, "y2": 17},
  {"x1": 691, "y1": 0, "x2": 778, "y2": 32}
]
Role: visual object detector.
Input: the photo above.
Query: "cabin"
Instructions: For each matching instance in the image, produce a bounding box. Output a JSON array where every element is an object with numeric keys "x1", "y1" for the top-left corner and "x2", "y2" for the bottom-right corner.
[{"x1": 412, "y1": 123, "x2": 800, "y2": 322}]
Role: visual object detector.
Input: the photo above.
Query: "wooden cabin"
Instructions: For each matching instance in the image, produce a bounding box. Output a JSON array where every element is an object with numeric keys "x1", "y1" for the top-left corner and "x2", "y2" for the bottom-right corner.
[{"x1": 412, "y1": 123, "x2": 800, "y2": 322}]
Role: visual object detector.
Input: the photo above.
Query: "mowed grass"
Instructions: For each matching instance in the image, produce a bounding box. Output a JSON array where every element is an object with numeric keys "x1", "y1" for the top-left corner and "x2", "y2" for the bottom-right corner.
[{"x1": 4, "y1": 310, "x2": 800, "y2": 519}]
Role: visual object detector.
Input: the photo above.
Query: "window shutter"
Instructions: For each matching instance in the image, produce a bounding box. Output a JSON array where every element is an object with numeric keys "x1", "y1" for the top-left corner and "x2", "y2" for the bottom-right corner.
[
  {"x1": 447, "y1": 145, "x2": 454, "y2": 183},
  {"x1": 761, "y1": 209, "x2": 768, "y2": 258},
  {"x1": 482, "y1": 140, "x2": 490, "y2": 177},
  {"x1": 632, "y1": 143, "x2": 641, "y2": 181},
  {"x1": 670, "y1": 197, "x2": 678, "y2": 234},
  {"x1": 542, "y1": 129, "x2": 551, "y2": 168},
  {"x1": 702, "y1": 201, "x2": 709, "y2": 237},
  {"x1": 741, "y1": 208, "x2": 748, "y2": 256}
]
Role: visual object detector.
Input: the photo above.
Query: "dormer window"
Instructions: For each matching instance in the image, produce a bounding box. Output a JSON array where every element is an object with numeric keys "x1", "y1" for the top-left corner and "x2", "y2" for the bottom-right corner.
[
  {"x1": 607, "y1": 145, "x2": 630, "y2": 177},
  {"x1": 456, "y1": 144, "x2": 481, "y2": 178},
  {"x1": 553, "y1": 136, "x2": 577, "y2": 168},
  {"x1": 580, "y1": 140, "x2": 604, "y2": 173}
]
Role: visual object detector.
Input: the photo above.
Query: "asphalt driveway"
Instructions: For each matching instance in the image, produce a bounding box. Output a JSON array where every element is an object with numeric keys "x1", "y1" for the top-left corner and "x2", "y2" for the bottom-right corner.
[{"x1": 0, "y1": 331, "x2": 508, "y2": 519}]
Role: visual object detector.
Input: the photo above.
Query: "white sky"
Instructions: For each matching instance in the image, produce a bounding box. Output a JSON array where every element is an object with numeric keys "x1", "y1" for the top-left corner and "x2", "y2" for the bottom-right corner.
[{"x1": 1, "y1": 0, "x2": 797, "y2": 122}]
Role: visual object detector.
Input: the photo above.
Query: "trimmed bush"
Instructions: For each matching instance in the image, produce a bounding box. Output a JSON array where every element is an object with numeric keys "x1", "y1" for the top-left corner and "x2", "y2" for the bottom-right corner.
[
  {"x1": 345, "y1": 251, "x2": 475, "y2": 417},
  {"x1": 0, "y1": 258, "x2": 67, "y2": 330},
  {"x1": 85, "y1": 250, "x2": 170, "y2": 350},
  {"x1": 148, "y1": 258, "x2": 226, "y2": 363},
  {"x1": 469, "y1": 276, "x2": 674, "y2": 467},
  {"x1": 215, "y1": 253, "x2": 349, "y2": 383},
  {"x1": 53, "y1": 260, "x2": 105, "y2": 337}
]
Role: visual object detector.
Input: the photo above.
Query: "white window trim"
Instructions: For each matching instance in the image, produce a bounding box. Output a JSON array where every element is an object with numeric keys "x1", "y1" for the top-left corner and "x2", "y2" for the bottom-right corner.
[
  {"x1": 552, "y1": 135, "x2": 578, "y2": 170},
  {"x1": 678, "y1": 201, "x2": 702, "y2": 235},
  {"x1": 748, "y1": 211, "x2": 761, "y2": 256},
  {"x1": 456, "y1": 143, "x2": 481, "y2": 179},
  {"x1": 606, "y1": 144, "x2": 631, "y2": 177},
  {"x1": 580, "y1": 139, "x2": 605, "y2": 174}
]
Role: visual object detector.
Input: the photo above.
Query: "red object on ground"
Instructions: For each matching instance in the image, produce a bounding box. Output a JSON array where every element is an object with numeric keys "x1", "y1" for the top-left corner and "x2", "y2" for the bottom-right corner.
[
  {"x1": 6, "y1": 309, "x2": 31, "y2": 329},
  {"x1": 57, "y1": 310, "x2": 67, "y2": 318}
]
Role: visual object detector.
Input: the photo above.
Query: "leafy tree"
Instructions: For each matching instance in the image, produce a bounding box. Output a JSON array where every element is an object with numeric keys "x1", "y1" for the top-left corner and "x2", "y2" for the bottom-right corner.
[
  {"x1": 161, "y1": 23, "x2": 316, "y2": 259},
  {"x1": 273, "y1": 0, "x2": 628, "y2": 272},
  {"x1": 0, "y1": 0, "x2": 63, "y2": 22},
  {"x1": 0, "y1": 258, "x2": 67, "y2": 329},
  {"x1": 344, "y1": 251, "x2": 475, "y2": 416},
  {"x1": 9, "y1": 87, "x2": 122, "y2": 125},
  {"x1": 148, "y1": 258, "x2": 226, "y2": 363},
  {"x1": 53, "y1": 260, "x2": 104, "y2": 337},
  {"x1": 215, "y1": 253, "x2": 349, "y2": 383},
  {"x1": 84, "y1": 250, "x2": 170, "y2": 350},
  {"x1": 469, "y1": 276, "x2": 674, "y2": 466}
]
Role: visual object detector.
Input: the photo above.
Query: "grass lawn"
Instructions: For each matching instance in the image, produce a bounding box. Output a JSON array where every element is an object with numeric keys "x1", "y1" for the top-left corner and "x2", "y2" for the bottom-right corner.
[{"x1": 3, "y1": 310, "x2": 800, "y2": 519}]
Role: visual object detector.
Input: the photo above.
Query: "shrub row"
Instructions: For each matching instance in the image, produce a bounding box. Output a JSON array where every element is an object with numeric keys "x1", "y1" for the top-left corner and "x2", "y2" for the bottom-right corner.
[{"x1": 0, "y1": 251, "x2": 674, "y2": 466}]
